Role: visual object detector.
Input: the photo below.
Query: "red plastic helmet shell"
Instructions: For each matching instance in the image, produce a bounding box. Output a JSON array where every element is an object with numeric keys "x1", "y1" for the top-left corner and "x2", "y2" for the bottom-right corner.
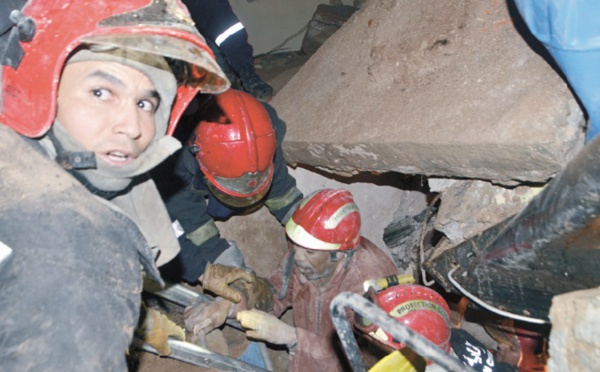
[
  {"x1": 194, "y1": 89, "x2": 276, "y2": 202},
  {"x1": 373, "y1": 284, "x2": 452, "y2": 353},
  {"x1": 286, "y1": 188, "x2": 361, "y2": 251},
  {"x1": 1, "y1": 0, "x2": 229, "y2": 138}
]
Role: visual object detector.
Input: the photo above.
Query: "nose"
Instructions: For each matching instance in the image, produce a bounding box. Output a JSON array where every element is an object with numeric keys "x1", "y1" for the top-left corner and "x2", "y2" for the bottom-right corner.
[
  {"x1": 293, "y1": 246, "x2": 307, "y2": 262},
  {"x1": 113, "y1": 105, "x2": 142, "y2": 139}
]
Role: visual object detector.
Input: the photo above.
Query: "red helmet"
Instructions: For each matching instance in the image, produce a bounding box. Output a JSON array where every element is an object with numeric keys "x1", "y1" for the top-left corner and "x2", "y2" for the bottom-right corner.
[
  {"x1": 194, "y1": 89, "x2": 276, "y2": 208},
  {"x1": 285, "y1": 189, "x2": 361, "y2": 251},
  {"x1": 367, "y1": 284, "x2": 452, "y2": 353},
  {"x1": 1, "y1": 0, "x2": 229, "y2": 138}
]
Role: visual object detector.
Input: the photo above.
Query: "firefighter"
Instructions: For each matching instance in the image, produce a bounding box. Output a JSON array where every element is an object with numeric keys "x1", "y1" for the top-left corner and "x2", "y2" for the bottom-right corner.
[
  {"x1": 359, "y1": 284, "x2": 520, "y2": 372},
  {"x1": 183, "y1": 0, "x2": 274, "y2": 101},
  {"x1": 183, "y1": 188, "x2": 399, "y2": 371},
  {"x1": 0, "y1": 0, "x2": 229, "y2": 369},
  {"x1": 157, "y1": 88, "x2": 303, "y2": 303}
]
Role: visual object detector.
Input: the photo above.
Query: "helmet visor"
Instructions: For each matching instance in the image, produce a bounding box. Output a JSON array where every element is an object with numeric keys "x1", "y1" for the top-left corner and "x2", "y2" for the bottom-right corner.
[
  {"x1": 212, "y1": 164, "x2": 273, "y2": 197},
  {"x1": 80, "y1": 34, "x2": 228, "y2": 93},
  {"x1": 208, "y1": 179, "x2": 270, "y2": 208},
  {"x1": 206, "y1": 164, "x2": 273, "y2": 208}
]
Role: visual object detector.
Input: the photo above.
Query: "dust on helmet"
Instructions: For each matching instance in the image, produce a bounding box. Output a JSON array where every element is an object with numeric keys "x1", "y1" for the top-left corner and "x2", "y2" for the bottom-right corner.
[
  {"x1": 364, "y1": 284, "x2": 452, "y2": 353},
  {"x1": 285, "y1": 188, "x2": 361, "y2": 251},
  {"x1": 193, "y1": 88, "x2": 276, "y2": 208},
  {"x1": 0, "y1": 0, "x2": 229, "y2": 138}
]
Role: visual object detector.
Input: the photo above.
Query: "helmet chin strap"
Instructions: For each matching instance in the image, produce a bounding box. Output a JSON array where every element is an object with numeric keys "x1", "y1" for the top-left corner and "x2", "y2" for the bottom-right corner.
[
  {"x1": 330, "y1": 249, "x2": 356, "y2": 269},
  {"x1": 42, "y1": 120, "x2": 181, "y2": 200},
  {"x1": 329, "y1": 251, "x2": 338, "y2": 262},
  {"x1": 47, "y1": 128, "x2": 131, "y2": 199},
  {"x1": 64, "y1": 166, "x2": 132, "y2": 200},
  {"x1": 310, "y1": 250, "x2": 356, "y2": 282},
  {"x1": 307, "y1": 267, "x2": 337, "y2": 281}
]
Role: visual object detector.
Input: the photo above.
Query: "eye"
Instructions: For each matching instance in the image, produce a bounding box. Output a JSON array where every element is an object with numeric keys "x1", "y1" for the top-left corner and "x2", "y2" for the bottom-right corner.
[
  {"x1": 138, "y1": 99, "x2": 157, "y2": 113},
  {"x1": 91, "y1": 88, "x2": 110, "y2": 100}
]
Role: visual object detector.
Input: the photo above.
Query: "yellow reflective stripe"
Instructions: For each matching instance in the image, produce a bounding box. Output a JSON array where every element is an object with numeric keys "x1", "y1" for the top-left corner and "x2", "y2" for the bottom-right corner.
[
  {"x1": 324, "y1": 202, "x2": 359, "y2": 229},
  {"x1": 265, "y1": 187, "x2": 303, "y2": 211},
  {"x1": 186, "y1": 220, "x2": 219, "y2": 246},
  {"x1": 286, "y1": 219, "x2": 340, "y2": 251}
]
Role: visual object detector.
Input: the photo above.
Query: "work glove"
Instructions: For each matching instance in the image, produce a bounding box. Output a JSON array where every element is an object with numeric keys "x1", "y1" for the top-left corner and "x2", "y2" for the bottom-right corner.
[
  {"x1": 231, "y1": 274, "x2": 275, "y2": 312},
  {"x1": 202, "y1": 262, "x2": 254, "y2": 303},
  {"x1": 237, "y1": 309, "x2": 297, "y2": 346},
  {"x1": 138, "y1": 306, "x2": 186, "y2": 356},
  {"x1": 184, "y1": 297, "x2": 233, "y2": 337}
]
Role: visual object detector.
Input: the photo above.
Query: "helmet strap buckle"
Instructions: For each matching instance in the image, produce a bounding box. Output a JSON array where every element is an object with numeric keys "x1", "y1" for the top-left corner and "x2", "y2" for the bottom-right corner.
[
  {"x1": 329, "y1": 251, "x2": 338, "y2": 263},
  {"x1": 344, "y1": 249, "x2": 356, "y2": 269}
]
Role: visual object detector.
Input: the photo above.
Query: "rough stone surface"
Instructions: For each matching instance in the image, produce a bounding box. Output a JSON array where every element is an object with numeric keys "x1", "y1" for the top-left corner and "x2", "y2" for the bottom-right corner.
[
  {"x1": 214, "y1": 166, "x2": 428, "y2": 268},
  {"x1": 429, "y1": 178, "x2": 543, "y2": 245},
  {"x1": 548, "y1": 287, "x2": 600, "y2": 372},
  {"x1": 289, "y1": 166, "x2": 427, "y2": 251},
  {"x1": 273, "y1": 0, "x2": 585, "y2": 185}
]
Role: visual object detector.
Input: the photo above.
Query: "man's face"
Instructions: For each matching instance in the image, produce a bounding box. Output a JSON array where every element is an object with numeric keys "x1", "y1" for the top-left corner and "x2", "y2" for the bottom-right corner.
[
  {"x1": 56, "y1": 60, "x2": 159, "y2": 166},
  {"x1": 291, "y1": 240, "x2": 339, "y2": 281}
]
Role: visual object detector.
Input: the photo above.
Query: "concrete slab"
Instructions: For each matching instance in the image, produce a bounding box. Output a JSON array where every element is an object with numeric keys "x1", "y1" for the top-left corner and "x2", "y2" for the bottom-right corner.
[{"x1": 272, "y1": 0, "x2": 585, "y2": 185}]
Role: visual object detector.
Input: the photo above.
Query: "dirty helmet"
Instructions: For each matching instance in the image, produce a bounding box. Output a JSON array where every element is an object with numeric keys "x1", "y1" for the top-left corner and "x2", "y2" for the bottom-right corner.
[
  {"x1": 285, "y1": 189, "x2": 361, "y2": 251},
  {"x1": 193, "y1": 89, "x2": 276, "y2": 208},
  {"x1": 0, "y1": 0, "x2": 230, "y2": 138},
  {"x1": 358, "y1": 284, "x2": 452, "y2": 354}
]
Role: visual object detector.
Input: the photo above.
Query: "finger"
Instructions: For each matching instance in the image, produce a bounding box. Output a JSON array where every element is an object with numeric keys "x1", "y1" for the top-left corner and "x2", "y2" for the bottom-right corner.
[
  {"x1": 226, "y1": 270, "x2": 255, "y2": 284},
  {"x1": 219, "y1": 287, "x2": 242, "y2": 303},
  {"x1": 190, "y1": 333, "x2": 206, "y2": 346},
  {"x1": 154, "y1": 343, "x2": 172, "y2": 356},
  {"x1": 237, "y1": 317, "x2": 254, "y2": 330},
  {"x1": 184, "y1": 302, "x2": 208, "y2": 317},
  {"x1": 185, "y1": 312, "x2": 208, "y2": 331},
  {"x1": 171, "y1": 325, "x2": 186, "y2": 341},
  {"x1": 192, "y1": 319, "x2": 212, "y2": 335},
  {"x1": 245, "y1": 330, "x2": 263, "y2": 341},
  {"x1": 237, "y1": 309, "x2": 267, "y2": 330},
  {"x1": 184, "y1": 309, "x2": 205, "y2": 324}
]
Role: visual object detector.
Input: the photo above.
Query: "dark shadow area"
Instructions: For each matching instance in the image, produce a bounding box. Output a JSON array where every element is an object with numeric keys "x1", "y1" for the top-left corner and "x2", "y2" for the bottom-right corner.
[{"x1": 291, "y1": 163, "x2": 431, "y2": 193}]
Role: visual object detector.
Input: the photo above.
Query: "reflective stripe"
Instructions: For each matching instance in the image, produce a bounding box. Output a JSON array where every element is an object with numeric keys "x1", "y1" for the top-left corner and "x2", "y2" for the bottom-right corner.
[
  {"x1": 286, "y1": 219, "x2": 340, "y2": 251},
  {"x1": 264, "y1": 187, "x2": 303, "y2": 211},
  {"x1": 280, "y1": 199, "x2": 301, "y2": 225},
  {"x1": 324, "y1": 202, "x2": 359, "y2": 229},
  {"x1": 0, "y1": 241, "x2": 13, "y2": 268},
  {"x1": 172, "y1": 220, "x2": 185, "y2": 238},
  {"x1": 215, "y1": 22, "x2": 244, "y2": 46},
  {"x1": 186, "y1": 220, "x2": 220, "y2": 246}
]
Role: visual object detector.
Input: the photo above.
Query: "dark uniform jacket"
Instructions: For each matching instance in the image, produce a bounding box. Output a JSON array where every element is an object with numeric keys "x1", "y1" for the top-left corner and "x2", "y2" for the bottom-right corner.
[
  {"x1": 159, "y1": 102, "x2": 302, "y2": 283},
  {"x1": 183, "y1": 0, "x2": 253, "y2": 74}
]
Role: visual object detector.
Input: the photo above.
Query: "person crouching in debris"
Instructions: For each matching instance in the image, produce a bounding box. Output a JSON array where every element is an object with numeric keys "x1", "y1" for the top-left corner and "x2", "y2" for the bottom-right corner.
[
  {"x1": 155, "y1": 88, "x2": 303, "y2": 303},
  {"x1": 0, "y1": 0, "x2": 229, "y2": 369},
  {"x1": 184, "y1": 188, "x2": 399, "y2": 371}
]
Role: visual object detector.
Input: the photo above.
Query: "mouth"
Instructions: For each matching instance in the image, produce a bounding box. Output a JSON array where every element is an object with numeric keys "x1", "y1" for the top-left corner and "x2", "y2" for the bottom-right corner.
[
  {"x1": 295, "y1": 263, "x2": 311, "y2": 274},
  {"x1": 99, "y1": 150, "x2": 137, "y2": 166}
]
